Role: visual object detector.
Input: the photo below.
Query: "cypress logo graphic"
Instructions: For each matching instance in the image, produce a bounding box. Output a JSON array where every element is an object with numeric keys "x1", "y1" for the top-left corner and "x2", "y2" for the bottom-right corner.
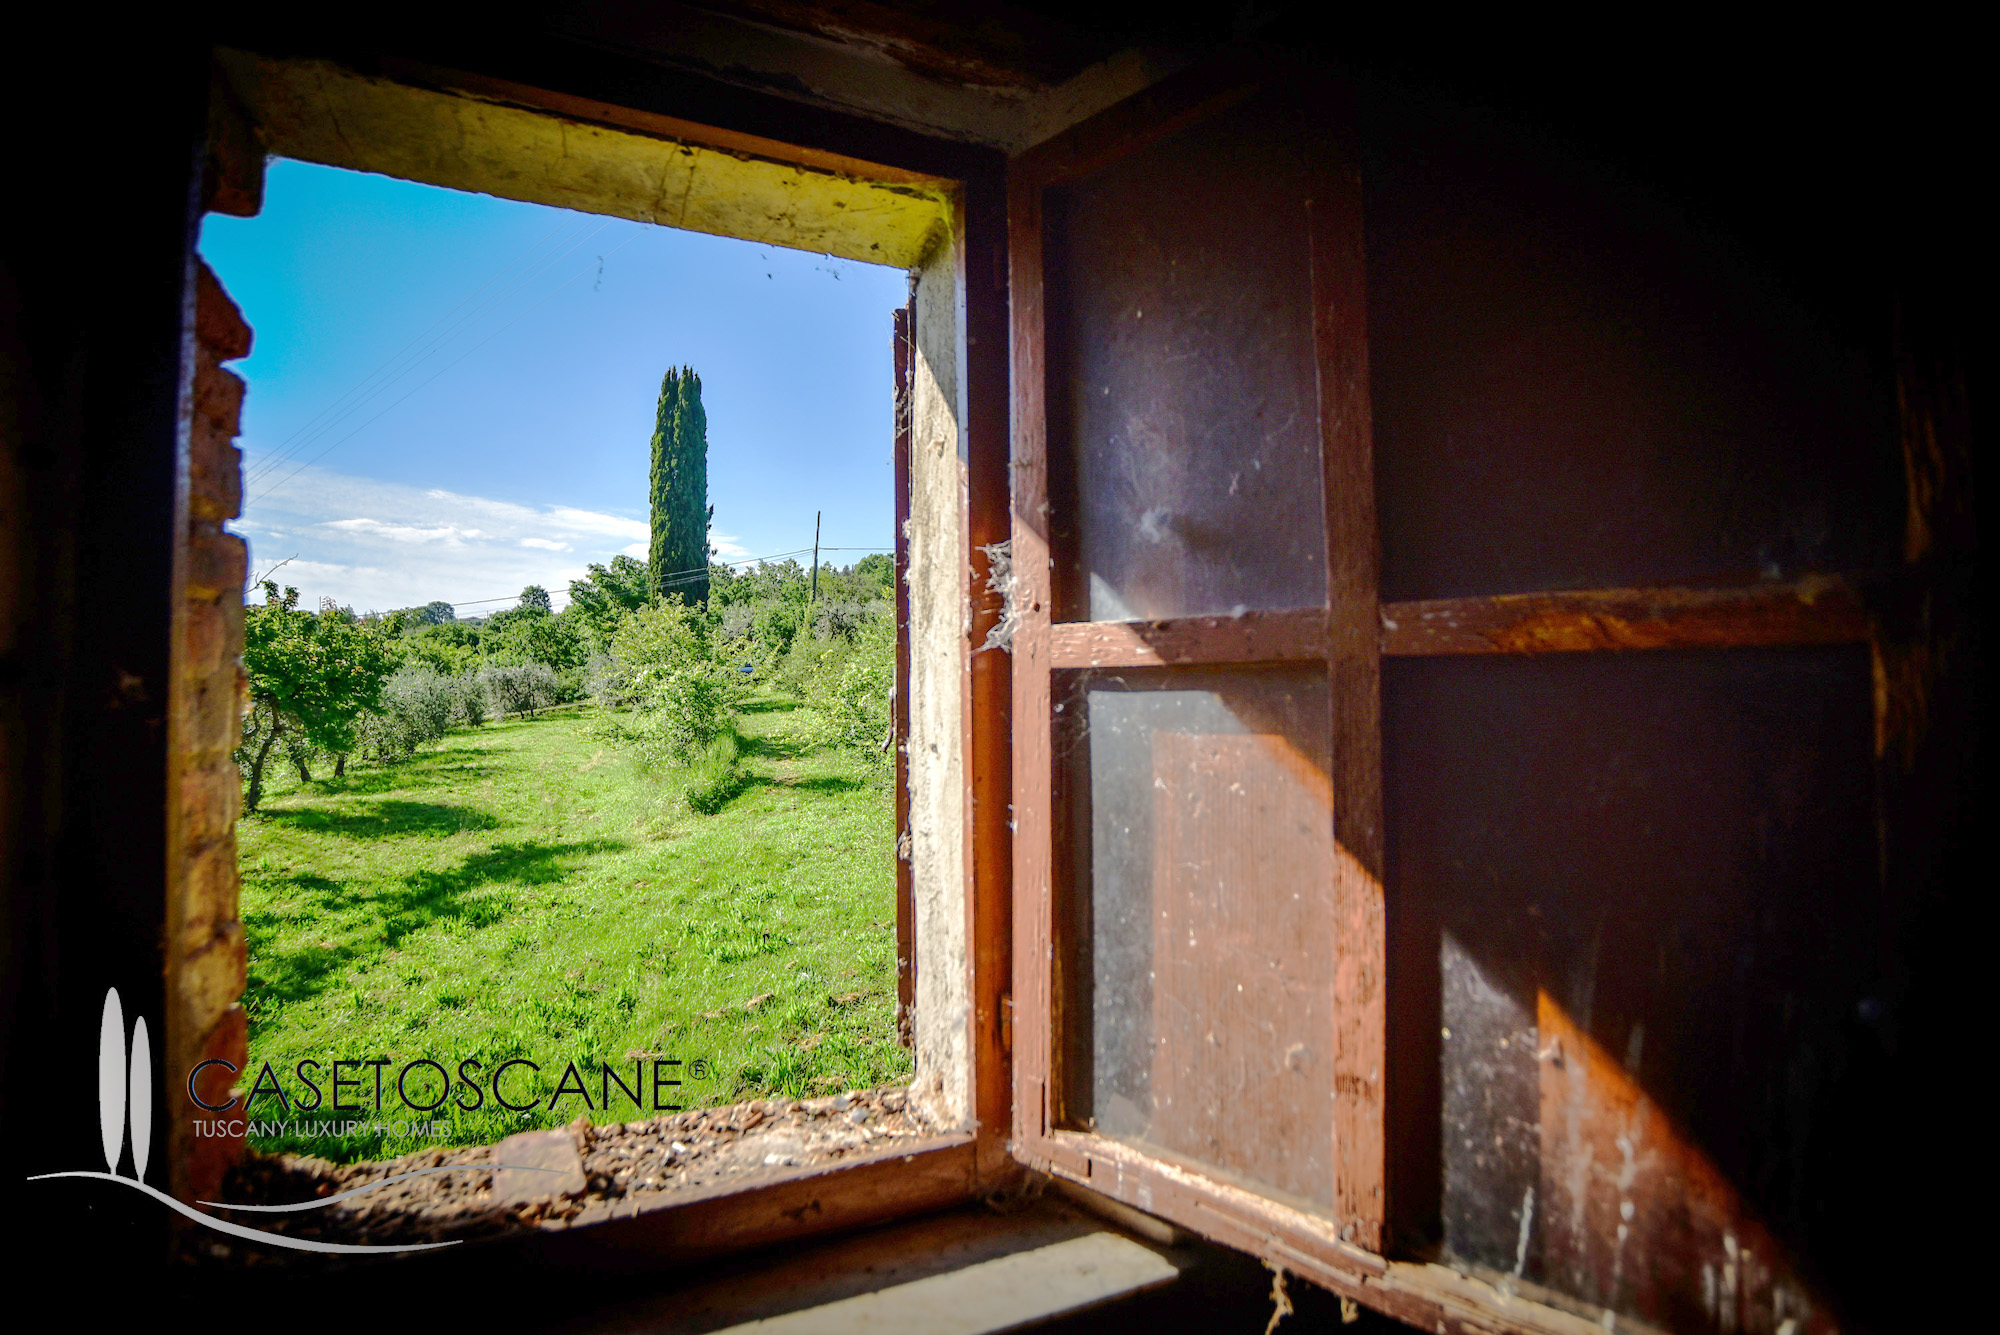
[{"x1": 26, "y1": 988, "x2": 560, "y2": 1255}]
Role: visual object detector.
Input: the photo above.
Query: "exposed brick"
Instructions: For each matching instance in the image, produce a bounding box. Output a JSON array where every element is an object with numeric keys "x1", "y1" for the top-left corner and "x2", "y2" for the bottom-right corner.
[
  {"x1": 172, "y1": 260, "x2": 254, "y2": 1208},
  {"x1": 204, "y1": 72, "x2": 266, "y2": 221},
  {"x1": 176, "y1": 921, "x2": 247, "y2": 1043},
  {"x1": 195, "y1": 262, "x2": 251, "y2": 360},
  {"x1": 178, "y1": 1004, "x2": 248, "y2": 1206},
  {"x1": 174, "y1": 837, "x2": 240, "y2": 954},
  {"x1": 189, "y1": 434, "x2": 243, "y2": 522},
  {"x1": 183, "y1": 677, "x2": 242, "y2": 759},
  {"x1": 194, "y1": 360, "x2": 244, "y2": 427},
  {"x1": 180, "y1": 759, "x2": 241, "y2": 847},
  {"x1": 187, "y1": 525, "x2": 247, "y2": 601},
  {"x1": 183, "y1": 596, "x2": 242, "y2": 682}
]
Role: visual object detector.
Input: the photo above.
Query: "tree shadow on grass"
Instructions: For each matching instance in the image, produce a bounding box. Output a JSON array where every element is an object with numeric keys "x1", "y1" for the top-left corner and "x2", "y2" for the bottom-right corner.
[
  {"x1": 261, "y1": 800, "x2": 501, "y2": 839},
  {"x1": 739, "y1": 730, "x2": 810, "y2": 762},
  {"x1": 298, "y1": 747, "x2": 502, "y2": 799},
  {"x1": 242, "y1": 837, "x2": 628, "y2": 1011},
  {"x1": 737, "y1": 696, "x2": 799, "y2": 715},
  {"x1": 741, "y1": 774, "x2": 865, "y2": 796}
]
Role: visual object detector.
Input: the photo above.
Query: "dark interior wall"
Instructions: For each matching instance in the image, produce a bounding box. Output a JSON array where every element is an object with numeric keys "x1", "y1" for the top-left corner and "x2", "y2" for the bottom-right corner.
[
  {"x1": 1, "y1": 28, "x2": 209, "y2": 1259},
  {"x1": 1361, "y1": 83, "x2": 1903, "y2": 600},
  {"x1": 1342, "y1": 44, "x2": 1977, "y2": 1335}
]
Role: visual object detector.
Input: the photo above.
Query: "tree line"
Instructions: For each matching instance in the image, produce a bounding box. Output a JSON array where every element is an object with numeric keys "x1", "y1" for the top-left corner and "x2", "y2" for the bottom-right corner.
[
  {"x1": 237, "y1": 363, "x2": 895, "y2": 812},
  {"x1": 237, "y1": 552, "x2": 894, "y2": 810}
]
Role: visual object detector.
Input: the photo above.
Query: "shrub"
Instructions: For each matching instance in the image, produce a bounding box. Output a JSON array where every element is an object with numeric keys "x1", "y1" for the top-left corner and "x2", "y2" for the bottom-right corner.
[
  {"x1": 683, "y1": 730, "x2": 748, "y2": 814},
  {"x1": 751, "y1": 600, "x2": 806, "y2": 663},
  {"x1": 602, "y1": 600, "x2": 741, "y2": 762},
  {"x1": 481, "y1": 663, "x2": 560, "y2": 718},
  {"x1": 815, "y1": 610, "x2": 895, "y2": 758},
  {"x1": 772, "y1": 634, "x2": 851, "y2": 700},
  {"x1": 718, "y1": 601, "x2": 754, "y2": 648},
  {"x1": 452, "y1": 674, "x2": 487, "y2": 728},
  {"x1": 351, "y1": 666, "x2": 474, "y2": 762},
  {"x1": 551, "y1": 665, "x2": 589, "y2": 706},
  {"x1": 811, "y1": 598, "x2": 873, "y2": 643}
]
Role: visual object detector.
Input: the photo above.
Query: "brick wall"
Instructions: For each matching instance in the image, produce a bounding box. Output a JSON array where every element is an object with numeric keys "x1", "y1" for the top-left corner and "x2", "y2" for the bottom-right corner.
[{"x1": 167, "y1": 261, "x2": 251, "y2": 1205}]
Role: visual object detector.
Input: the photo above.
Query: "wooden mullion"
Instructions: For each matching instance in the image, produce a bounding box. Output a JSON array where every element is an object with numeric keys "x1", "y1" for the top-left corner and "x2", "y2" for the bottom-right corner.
[
  {"x1": 1047, "y1": 607, "x2": 1326, "y2": 669},
  {"x1": 1306, "y1": 91, "x2": 1389, "y2": 1252},
  {"x1": 1379, "y1": 576, "x2": 1868, "y2": 655},
  {"x1": 964, "y1": 173, "x2": 1016, "y2": 1185},
  {"x1": 1036, "y1": 1130, "x2": 1638, "y2": 1335},
  {"x1": 1046, "y1": 579, "x2": 1872, "y2": 670},
  {"x1": 1008, "y1": 159, "x2": 1056, "y2": 1152}
]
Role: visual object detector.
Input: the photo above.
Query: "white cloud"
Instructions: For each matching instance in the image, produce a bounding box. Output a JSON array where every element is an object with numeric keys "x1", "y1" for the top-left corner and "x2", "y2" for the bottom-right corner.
[
  {"x1": 710, "y1": 530, "x2": 751, "y2": 562},
  {"x1": 240, "y1": 464, "x2": 653, "y2": 614},
  {"x1": 323, "y1": 518, "x2": 488, "y2": 545}
]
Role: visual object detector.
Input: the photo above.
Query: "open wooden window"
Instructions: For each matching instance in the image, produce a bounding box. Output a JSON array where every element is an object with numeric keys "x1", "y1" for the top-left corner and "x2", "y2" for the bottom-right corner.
[
  {"x1": 1008, "y1": 56, "x2": 1895, "y2": 1334},
  {"x1": 1009, "y1": 60, "x2": 1393, "y2": 1264}
]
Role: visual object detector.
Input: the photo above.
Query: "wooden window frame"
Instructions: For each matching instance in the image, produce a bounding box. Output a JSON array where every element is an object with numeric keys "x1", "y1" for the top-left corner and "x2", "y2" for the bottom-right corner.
[
  {"x1": 1003, "y1": 59, "x2": 1875, "y2": 1334},
  {"x1": 171, "y1": 46, "x2": 1020, "y2": 1265}
]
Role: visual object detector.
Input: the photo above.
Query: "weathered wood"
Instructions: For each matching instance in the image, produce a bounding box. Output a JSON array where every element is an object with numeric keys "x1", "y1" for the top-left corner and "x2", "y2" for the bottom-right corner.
[
  {"x1": 892, "y1": 302, "x2": 915, "y2": 1048},
  {"x1": 1045, "y1": 608, "x2": 1326, "y2": 668},
  {"x1": 219, "y1": 50, "x2": 954, "y2": 268},
  {"x1": 1307, "y1": 99, "x2": 1388, "y2": 1252},
  {"x1": 689, "y1": 0, "x2": 1116, "y2": 90},
  {"x1": 1007, "y1": 155, "x2": 1056, "y2": 1153},
  {"x1": 1378, "y1": 577, "x2": 1867, "y2": 655},
  {"x1": 375, "y1": 57, "x2": 956, "y2": 189},
  {"x1": 1534, "y1": 995, "x2": 1827, "y2": 1332},
  {"x1": 1043, "y1": 581, "x2": 1871, "y2": 668},
  {"x1": 962, "y1": 171, "x2": 1016, "y2": 1186},
  {"x1": 1148, "y1": 732, "x2": 1336, "y2": 1203},
  {"x1": 1041, "y1": 1131, "x2": 1655, "y2": 1335},
  {"x1": 1008, "y1": 58, "x2": 1261, "y2": 190}
]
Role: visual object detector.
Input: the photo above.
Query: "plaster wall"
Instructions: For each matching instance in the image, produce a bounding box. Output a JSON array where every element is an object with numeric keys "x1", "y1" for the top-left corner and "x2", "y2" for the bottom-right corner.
[{"x1": 906, "y1": 225, "x2": 970, "y2": 1128}]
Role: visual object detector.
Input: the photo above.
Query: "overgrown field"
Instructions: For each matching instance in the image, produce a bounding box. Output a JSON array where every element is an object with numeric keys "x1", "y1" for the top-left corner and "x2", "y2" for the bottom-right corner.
[{"x1": 234, "y1": 692, "x2": 906, "y2": 1163}]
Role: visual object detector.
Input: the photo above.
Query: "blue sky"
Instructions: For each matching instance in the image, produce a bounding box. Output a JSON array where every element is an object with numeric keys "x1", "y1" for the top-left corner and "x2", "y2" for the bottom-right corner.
[{"x1": 199, "y1": 158, "x2": 908, "y2": 614}]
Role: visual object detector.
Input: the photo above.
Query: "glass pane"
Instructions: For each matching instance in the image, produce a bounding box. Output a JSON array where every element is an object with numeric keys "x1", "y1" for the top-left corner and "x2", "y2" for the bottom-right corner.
[
  {"x1": 1045, "y1": 94, "x2": 1327, "y2": 622},
  {"x1": 1059, "y1": 666, "x2": 1335, "y2": 1209}
]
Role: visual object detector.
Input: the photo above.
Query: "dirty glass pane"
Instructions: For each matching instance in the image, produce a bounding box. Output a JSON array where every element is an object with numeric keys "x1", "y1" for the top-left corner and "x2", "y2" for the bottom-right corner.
[
  {"x1": 1058, "y1": 666, "x2": 1335, "y2": 1209},
  {"x1": 1044, "y1": 95, "x2": 1327, "y2": 623}
]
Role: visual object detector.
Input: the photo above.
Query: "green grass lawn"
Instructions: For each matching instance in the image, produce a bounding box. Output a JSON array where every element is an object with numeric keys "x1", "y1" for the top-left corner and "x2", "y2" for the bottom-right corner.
[{"x1": 234, "y1": 692, "x2": 909, "y2": 1163}]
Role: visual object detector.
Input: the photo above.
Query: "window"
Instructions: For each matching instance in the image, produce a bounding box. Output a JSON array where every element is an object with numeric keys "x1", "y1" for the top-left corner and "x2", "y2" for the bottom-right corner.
[
  {"x1": 161, "y1": 44, "x2": 1017, "y2": 1256},
  {"x1": 108, "y1": 35, "x2": 1927, "y2": 1334},
  {"x1": 1006, "y1": 55, "x2": 1889, "y2": 1335}
]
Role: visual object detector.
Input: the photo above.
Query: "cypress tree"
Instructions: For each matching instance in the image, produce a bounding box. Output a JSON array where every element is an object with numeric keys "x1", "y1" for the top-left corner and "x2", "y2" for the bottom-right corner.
[{"x1": 648, "y1": 366, "x2": 712, "y2": 607}]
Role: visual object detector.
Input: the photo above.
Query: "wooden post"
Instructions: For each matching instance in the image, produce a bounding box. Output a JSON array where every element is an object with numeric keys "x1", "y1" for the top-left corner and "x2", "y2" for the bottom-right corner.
[
  {"x1": 893, "y1": 303, "x2": 916, "y2": 1046},
  {"x1": 810, "y1": 510, "x2": 821, "y2": 603}
]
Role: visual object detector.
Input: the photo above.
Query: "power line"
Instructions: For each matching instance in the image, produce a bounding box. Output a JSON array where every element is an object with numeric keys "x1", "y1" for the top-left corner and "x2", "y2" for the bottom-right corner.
[{"x1": 416, "y1": 542, "x2": 891, "y2": 612}]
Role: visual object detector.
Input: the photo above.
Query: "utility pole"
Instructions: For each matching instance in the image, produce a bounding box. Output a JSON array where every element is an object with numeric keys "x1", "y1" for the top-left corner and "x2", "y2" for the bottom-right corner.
[{"x1": 810, "y1": 510, "x2": 821, "y2": 604}]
